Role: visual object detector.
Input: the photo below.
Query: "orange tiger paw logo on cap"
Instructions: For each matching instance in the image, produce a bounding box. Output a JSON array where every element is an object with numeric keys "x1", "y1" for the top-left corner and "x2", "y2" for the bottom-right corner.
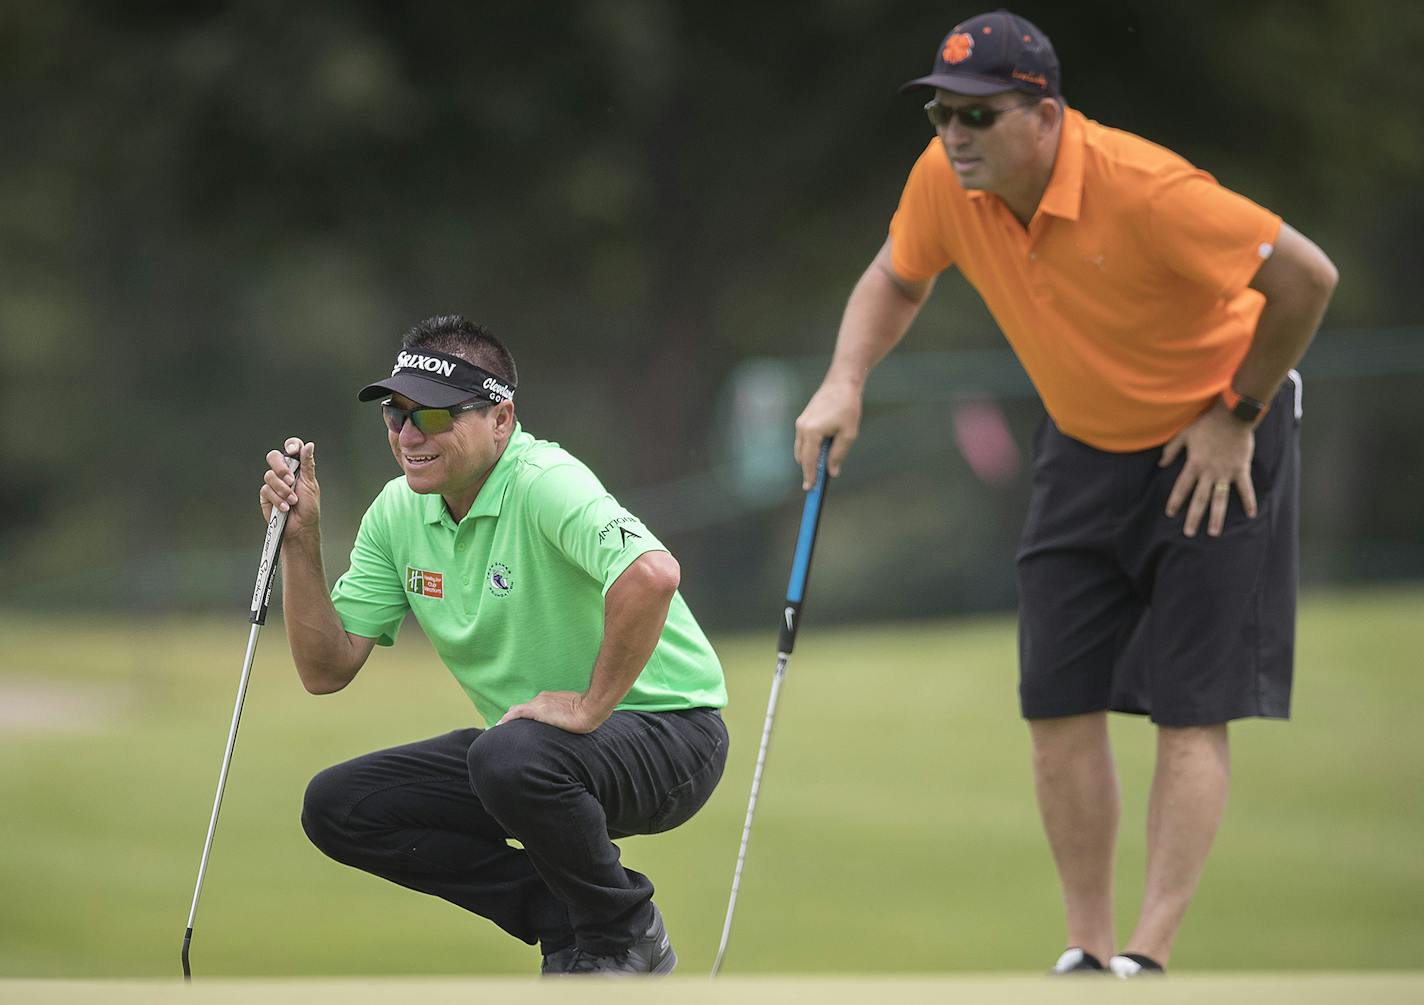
[{"x1": 942, "y1": 32, "x2": 974, "y2": 64}]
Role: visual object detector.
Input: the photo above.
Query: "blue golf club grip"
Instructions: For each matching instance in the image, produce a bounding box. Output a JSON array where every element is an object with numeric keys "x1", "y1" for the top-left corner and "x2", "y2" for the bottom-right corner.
[{"x1": 778, "y1": 438, "x2": 831, "y2": 654}]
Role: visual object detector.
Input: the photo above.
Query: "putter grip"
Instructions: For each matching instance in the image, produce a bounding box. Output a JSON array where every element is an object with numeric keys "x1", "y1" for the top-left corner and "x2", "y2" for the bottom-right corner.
[
  {"x1": 250, "y1": 454, "x2": 300, "y2": 625},
  {"x1": 778, "y1": 438, "x2": 831, "y2": 654}
]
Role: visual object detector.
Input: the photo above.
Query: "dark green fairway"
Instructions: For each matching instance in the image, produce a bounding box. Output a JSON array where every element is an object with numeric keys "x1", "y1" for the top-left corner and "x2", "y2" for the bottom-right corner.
[{"x1": 0, "y1": 586, "x2": 1420, "y2": 977}]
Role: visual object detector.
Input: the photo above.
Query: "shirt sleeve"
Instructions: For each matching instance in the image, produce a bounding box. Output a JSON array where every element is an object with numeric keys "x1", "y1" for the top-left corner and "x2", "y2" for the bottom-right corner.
[
  {"x1": 888, "y1": 140, "x2": 959, "y2": 282},
  {"x1": 526, "y1": 462, "x2": 668, "y2": 595},
  {"x1": 329, "y1": 499, "x2": 410, "y2": 646},
  {"x1": 1147, "y1": 170, "x2": 1282, "y2": 299}
]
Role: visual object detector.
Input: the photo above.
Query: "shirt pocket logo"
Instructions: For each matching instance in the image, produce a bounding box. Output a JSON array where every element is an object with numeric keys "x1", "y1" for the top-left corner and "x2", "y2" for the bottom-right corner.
[
  {"x1": 405, "y1": 567, "x2": 444, "y2": 599},
  {"x1": 487, "y1": 562, "x2": 514, "y2": 598}
]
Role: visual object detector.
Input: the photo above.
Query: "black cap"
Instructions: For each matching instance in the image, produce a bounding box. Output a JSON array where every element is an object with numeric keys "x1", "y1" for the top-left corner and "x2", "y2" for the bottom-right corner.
[
  {"x1": 357, "y1": 348, "x2": 515, "y2": 407},
  {"x1": 900, "y1": 10, "x2": 1060, "y2": 97}
]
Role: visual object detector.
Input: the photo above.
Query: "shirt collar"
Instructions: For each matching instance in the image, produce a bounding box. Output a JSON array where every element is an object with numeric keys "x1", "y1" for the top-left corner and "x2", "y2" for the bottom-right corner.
[
  {"x1": 1036, "y1": 107, "x2": 1085, "y2": 221},
  {"x1": 420, "y1": 422, "x2": 531, "y2": 527}
]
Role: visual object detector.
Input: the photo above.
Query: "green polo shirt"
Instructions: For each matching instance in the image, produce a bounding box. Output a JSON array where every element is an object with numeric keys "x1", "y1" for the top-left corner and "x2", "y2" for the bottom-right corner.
[{"x1": 329, "y1": 425, "x2": 726, "y2": 726}]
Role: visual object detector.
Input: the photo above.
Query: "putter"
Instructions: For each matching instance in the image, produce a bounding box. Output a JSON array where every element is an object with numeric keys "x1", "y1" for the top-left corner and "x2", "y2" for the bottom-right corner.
[
  {"x1": 181, "y1": 454, "x2": 299, "y2": 980},
  {"x1": 712, "y1": 437, "x2": 832, "y2": 976}
]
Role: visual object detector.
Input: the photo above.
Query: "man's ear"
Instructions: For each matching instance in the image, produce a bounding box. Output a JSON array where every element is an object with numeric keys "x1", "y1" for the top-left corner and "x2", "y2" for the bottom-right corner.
[
  {"x1": 494, "y1": 401, "x2": 516, "y2": 438},
  {"x1": 1036, "y1": 97, "x2": 1062, "y2": 135}
]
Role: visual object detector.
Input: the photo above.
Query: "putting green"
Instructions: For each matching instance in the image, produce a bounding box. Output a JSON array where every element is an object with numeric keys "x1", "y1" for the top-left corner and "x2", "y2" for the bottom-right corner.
[
  {"x1": 3, "y1": 974, "x2": 1423, "y2": 1004},
  {"x1": 1, "y1": 587, "x2": 1420, "y2": 977}
]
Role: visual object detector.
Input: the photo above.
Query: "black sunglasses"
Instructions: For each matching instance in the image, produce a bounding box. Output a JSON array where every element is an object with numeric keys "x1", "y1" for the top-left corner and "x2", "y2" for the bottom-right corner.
[
  {"x1": 924, "y1": 98, "x2": 1036, "y2": 131},
  {"x1": 381, "y1": 398, "x2": 493, "y2": 435}
]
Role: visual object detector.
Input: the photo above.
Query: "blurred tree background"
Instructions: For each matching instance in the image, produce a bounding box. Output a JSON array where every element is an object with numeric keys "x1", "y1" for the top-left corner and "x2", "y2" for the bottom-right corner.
[{"x1": 1, "y1": 0, "x2": 1421, "y2": 629}]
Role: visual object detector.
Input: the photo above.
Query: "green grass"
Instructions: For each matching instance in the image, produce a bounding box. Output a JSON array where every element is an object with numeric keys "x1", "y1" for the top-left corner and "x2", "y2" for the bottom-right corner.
[
  {"x1": 0, "y1": 585, "x2": 1421, "y2": 977},
  {"x1": 5, "y1": 974, "x2": 1424, "y2": 1005}
]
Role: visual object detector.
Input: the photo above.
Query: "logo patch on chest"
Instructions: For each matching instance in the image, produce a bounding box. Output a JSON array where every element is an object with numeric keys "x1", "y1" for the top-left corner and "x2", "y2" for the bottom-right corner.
[
  {"x1": 405, "y1": 567, "x2": 444, "y2": 599},
  {"x1": 487, "y1": 562, "x2": 514, "y2": 598}
]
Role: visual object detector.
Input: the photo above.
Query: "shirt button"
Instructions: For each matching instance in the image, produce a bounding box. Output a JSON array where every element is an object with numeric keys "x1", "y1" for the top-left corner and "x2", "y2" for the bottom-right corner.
[{"x1": 1029, "y1": 252, "x2": 1038, "y2": 261}]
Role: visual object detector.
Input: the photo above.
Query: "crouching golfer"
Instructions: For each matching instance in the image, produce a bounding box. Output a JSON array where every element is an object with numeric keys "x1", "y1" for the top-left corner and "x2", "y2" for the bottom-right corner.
[{"x1": 258, "y1": 314, "x2": 728, "y2": 975}]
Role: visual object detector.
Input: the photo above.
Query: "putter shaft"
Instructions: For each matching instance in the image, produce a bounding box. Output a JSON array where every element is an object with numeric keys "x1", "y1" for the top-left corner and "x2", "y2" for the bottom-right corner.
[
  {"x1": 182, "y1": 621, "x2": 264, "y2": 979},
  {"x1": 711, "y1": 652, "x2": 788, "y2": 975},
  {"x1": 182, "y1": 455, "x2": 297, "y2": 979},
  {"x1": 711, "y1": 439, "x2": 831, "y2": 976}
]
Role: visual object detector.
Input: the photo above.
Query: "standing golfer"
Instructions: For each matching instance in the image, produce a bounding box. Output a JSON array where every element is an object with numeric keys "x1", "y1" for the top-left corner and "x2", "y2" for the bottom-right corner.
[
  {"x1": 258, "y1": 314, "x2": 727, "y2": 975},
  {"x1": 793, "y1": 11, "x2": 1337, "y2": 977}
]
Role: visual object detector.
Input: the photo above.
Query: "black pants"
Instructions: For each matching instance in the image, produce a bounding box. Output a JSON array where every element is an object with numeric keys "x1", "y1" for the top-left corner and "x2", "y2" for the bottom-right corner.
[{"x1": 301, "y1": 708, "x2": 727, "y2": 956}]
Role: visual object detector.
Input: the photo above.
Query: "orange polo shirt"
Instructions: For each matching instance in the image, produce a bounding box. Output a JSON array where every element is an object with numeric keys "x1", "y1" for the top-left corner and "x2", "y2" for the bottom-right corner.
[{"x1": 889, "y1": 108, "x2": 1281, "y2": 452}]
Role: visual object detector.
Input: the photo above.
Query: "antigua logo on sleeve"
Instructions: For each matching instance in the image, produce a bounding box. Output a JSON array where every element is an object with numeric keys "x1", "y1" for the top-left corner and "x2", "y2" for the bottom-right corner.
[
  {"x1": 405, "y1": 566, "x2": 444, "y2": 599},
  {"x1": 487, "y1": 562, "x2": 514, "y2": 598},
  {"x1": 598, "y1": 515, "x2": 644, "y2": 547}
]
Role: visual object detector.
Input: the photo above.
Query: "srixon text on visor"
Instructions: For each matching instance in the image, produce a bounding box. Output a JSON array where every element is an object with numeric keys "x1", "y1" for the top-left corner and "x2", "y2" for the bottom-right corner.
[
  {"x1": 393, "y1": 352, "x2": 457, "y2": 377},
  {"x1": 392, "y1": 352, "x2": 514, "y2": 400}
]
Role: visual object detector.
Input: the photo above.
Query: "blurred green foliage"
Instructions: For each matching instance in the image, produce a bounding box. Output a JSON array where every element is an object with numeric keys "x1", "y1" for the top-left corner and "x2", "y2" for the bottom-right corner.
[{"x1": 1, "y1": 1, "x2": 1421, "y2": 626}]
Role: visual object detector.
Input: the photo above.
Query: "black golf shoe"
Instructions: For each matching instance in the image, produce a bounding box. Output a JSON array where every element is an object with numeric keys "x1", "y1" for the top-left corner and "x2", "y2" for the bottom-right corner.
[
  {"x1": 1109, "y1": 953, "x2": 1165, "y2": 978},
  {"x1": 1049, "y1": 947, "x2": 1106, "y2": 974},
  {"x1": 540, "y1": 945, "x2": 577, "y2": 975},
  {"x1": 564, "y1": 903, "x2": 677, "y2": 976}
]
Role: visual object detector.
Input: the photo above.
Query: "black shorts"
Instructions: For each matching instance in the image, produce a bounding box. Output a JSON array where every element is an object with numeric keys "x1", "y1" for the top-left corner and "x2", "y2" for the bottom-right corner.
[{"x1": 1016, "y1": 375, "x2": 1301, "y2": 726}]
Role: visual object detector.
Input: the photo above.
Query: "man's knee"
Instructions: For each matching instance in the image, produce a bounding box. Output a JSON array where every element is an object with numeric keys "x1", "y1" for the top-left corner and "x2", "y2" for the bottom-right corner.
[
  {"x1": 1029, "y1": 711, "x2": 1108, "y2": 755},
  {"x1": 301, "y1": 762, "x2": 356, "y2": 857},
  {"x1": 1155, "y1": 722, "x2": 1230, "y2": 767}
]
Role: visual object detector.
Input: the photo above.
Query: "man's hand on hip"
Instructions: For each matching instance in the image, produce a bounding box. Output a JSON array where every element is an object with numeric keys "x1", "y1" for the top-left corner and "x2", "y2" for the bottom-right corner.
[
  {"x1": 1159, "y1": 404, "x2": 1258, "y2": 538},
  {"x1": 498, "y1": 691, "x2": 607, "y2": 734}
]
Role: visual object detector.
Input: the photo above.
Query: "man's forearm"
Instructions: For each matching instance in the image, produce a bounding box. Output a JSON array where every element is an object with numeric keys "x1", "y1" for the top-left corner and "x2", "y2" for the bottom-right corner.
[
  {"x1": 795, "y1": 238, "x2": 935, "y2": 484},
  {"x1": 280, "y1": 536, "x2": 365, "y2": 693},
  {"x1": 581, "y1": 554, "x2": 679, "y2": 721},
  {"x1": 1232, "y1": 296, "x2": 1330, "y2": 403},
  {"x1": 1238, "y1": 222, "x2": 1339, "y2": 402},
  {"x1": 824, "y1": 253, "x2": 931, "y2": 389}
]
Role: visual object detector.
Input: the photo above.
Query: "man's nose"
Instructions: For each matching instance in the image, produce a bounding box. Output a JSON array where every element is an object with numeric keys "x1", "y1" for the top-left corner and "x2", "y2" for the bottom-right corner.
[
  {"x1": 397, "y1": 418, "x2": 427, "y2": 445},
  {"x1": 941, "y1": 119, "x2": 973, "y2": 146}
]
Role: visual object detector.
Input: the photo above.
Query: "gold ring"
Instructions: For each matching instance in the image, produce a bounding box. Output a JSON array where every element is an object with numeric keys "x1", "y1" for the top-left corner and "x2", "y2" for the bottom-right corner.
[{"x1": 1213, "y1": 481, "x2": 1230, "y2": 494}]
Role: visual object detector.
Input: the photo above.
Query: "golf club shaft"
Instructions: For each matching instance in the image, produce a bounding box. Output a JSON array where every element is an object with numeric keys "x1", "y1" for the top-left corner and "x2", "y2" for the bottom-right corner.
[
  {"x1": 182, "y1": 455, "x2": 298, "y2": 979},
  {"x1": 182, "y1": 621, "x2": 263, "y2": 972},
  {"x1": 711, "y1": 652, "x2": 788, "y2": 975},
  {"x1": 711, "y1": 439, "x2": 831, "y2": 976}
]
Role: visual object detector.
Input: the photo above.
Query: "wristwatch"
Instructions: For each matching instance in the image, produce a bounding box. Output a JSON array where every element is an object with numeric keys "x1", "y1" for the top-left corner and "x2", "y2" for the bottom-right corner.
[{"x1": 1221, "y1": 387, "x2": 1268, "y2": 424}]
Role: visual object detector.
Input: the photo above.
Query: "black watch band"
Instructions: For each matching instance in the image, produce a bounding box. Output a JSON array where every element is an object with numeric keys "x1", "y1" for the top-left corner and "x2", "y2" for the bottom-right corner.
[{"x1": 1221, "y1": 388, "x2": 1268, "y2": 424}]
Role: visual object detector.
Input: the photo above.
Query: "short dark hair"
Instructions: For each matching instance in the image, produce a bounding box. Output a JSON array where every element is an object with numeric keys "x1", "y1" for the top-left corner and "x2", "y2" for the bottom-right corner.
[{"x1": 401, "y1": 315, "x2": 518, "y2": 389}]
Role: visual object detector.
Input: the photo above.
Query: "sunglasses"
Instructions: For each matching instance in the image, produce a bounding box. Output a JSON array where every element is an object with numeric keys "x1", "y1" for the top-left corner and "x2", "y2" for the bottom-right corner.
[
  {"x1": 381, "y1": 398, "x2": 493, "y2": 435},
  {"x1": 924, "y1": 99, "x2": 1035, "y2": 130}
]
